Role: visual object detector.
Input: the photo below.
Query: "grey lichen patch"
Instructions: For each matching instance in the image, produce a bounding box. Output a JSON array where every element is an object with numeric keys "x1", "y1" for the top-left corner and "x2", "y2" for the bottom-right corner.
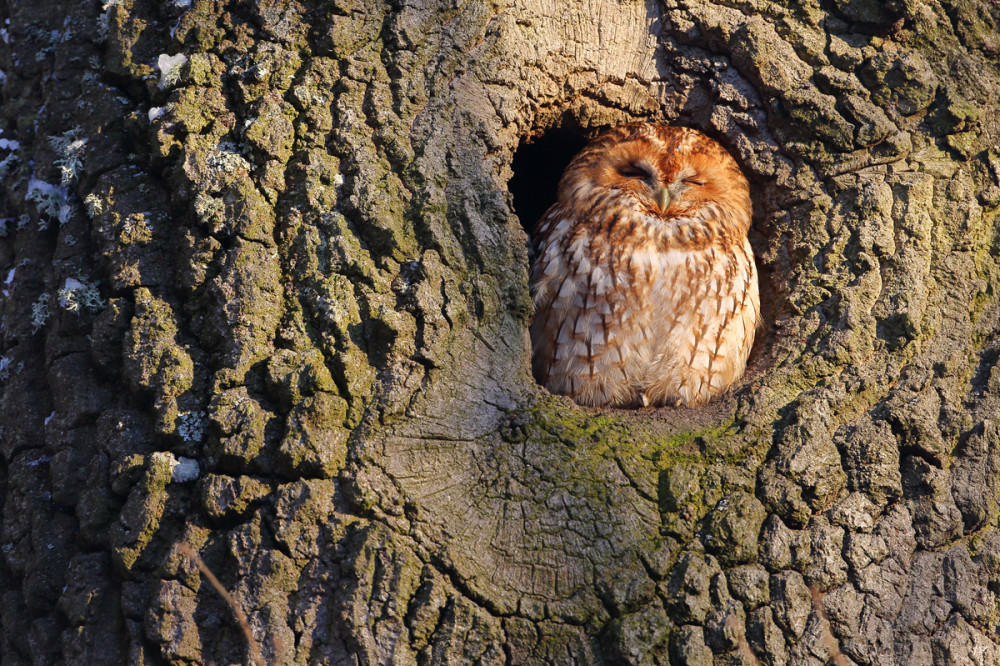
[
  {"x1": 192, "y1": 192, "x2": 225, "y2": 228},
  {"x1": 183, "y1": 137, "x2": 253, "y2": 194},
  {"x1": 157, "y1": 53, "x2": 189, "y2": 91}
]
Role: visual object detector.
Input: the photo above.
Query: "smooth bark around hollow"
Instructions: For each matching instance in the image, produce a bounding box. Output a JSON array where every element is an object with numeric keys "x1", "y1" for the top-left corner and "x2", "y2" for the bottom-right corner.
[{"x1": 1, "y1": 0, "x2": 1000, "y2": 663}]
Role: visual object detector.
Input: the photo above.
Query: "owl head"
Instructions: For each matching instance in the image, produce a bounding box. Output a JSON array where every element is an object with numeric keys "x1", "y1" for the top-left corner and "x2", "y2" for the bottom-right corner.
[{"x1": 555, "y1": 123, "x2": 751, "y2": 245}]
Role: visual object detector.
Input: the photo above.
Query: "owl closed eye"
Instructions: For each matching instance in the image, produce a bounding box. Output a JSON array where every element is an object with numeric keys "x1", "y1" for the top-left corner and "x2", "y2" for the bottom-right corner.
[{"x1": 529, "y1": 122, "x2": 759, "y2": 408}]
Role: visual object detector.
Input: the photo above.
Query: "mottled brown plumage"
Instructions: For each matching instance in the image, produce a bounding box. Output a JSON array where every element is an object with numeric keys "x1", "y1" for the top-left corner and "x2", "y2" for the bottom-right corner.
[{"x1": 530, "y1": 122, "x2": 758, "y2": 407}]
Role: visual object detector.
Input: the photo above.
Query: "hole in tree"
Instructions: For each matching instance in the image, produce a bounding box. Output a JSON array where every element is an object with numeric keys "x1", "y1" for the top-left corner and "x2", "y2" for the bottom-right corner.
[
  {"x1": 509, "y1": 119, "x2": 781, "y2": 411},
  {"x1": 508, "y1": 127, "x2": 589, "y2": 238}
]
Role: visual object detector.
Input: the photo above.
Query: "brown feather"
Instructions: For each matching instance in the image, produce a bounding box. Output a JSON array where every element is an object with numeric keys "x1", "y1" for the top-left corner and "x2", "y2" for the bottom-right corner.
[{"x1": 530, "y1": 123, "x2": 758, "y2": 407}]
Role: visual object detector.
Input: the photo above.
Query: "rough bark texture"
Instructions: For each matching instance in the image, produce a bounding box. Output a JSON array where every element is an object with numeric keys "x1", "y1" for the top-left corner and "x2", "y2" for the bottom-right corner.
[{"x1": 2, "y1": 0, "x2": 1000, "y2": 663}]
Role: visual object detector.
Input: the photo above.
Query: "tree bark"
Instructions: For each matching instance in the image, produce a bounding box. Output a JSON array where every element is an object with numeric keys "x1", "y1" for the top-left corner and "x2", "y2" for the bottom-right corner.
[{"x1": 2, "y1": 0, "x2": 1000, "y2": 663}]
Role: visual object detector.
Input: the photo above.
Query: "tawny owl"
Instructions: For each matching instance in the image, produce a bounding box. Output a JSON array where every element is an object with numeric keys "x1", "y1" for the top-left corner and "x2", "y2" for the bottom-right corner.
[{"x1": 530, "y1": 122, "x2": 758, "y2": 408}]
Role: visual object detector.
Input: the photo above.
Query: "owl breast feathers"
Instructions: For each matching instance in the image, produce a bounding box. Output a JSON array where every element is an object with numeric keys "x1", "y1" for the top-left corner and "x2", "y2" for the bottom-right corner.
[{"x1": 529, "y1": 122, "x2": 759, "y2": 408}]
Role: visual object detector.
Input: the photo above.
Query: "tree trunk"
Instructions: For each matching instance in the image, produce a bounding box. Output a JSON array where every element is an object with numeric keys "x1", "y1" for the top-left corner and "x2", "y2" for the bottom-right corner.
[{"x1": 2, "y1": 0, "x2": 1000, "y2": 663}]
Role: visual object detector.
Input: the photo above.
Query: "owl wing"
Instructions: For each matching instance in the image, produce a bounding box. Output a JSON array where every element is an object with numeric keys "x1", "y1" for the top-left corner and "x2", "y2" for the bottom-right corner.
[
  {"x1": 530, "y1": 208, "x2": 636, "y2": 406},
  {"x1": 529, "y1": 208, "x2": 569, "y2": 387}
]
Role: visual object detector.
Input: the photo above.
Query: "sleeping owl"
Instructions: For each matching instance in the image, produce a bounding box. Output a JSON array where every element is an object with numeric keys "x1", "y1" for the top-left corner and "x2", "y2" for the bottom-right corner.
[{"x1": 529, "y1": 122, "x2": 758, "y2": 408}]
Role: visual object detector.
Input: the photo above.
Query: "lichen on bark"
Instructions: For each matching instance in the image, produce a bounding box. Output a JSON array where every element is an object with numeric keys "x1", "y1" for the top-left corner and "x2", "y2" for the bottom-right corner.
[{"x1": 1, "y1": 0, "x2": 1000, "y2": 664}]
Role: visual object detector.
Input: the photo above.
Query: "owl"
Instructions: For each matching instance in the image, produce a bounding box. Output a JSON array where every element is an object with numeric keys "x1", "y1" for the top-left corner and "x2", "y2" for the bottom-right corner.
[{"x1": 530, "y1": 122, "x2": 758, "y2": 408}]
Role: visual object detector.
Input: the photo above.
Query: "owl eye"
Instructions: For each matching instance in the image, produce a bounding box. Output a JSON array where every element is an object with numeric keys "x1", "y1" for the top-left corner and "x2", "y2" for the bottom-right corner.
[
  {"x1": 618, "y1": 163, "x2": 653, "y2": 179},
  {"x1": 684, "y1": 177, "x2": 707, "y2": 186}
]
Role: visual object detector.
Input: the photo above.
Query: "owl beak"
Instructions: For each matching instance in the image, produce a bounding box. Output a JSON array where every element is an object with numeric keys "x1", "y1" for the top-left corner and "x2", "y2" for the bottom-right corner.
[{"x1": 656, "y1": 187, "x2": 671, "y2": 212}]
